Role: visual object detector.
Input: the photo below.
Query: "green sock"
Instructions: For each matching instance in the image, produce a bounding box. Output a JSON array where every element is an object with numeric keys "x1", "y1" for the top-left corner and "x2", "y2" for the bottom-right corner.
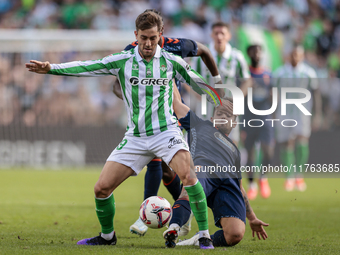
[
  {"x1": 296, "y1": 143, "x2": 309, "y2": 171},
  {"x1": 281, "y1": 148, "x2": 295, "y2": 178},
  {"x1": 95, "y1": 193, "x2": 115, "y2": 234},
  {"x1": 255, "y1": 148, "x2": 263, "y2": 167},
  {"x1": 184, "y1": 181, "x2": 209, "y2": 231}
]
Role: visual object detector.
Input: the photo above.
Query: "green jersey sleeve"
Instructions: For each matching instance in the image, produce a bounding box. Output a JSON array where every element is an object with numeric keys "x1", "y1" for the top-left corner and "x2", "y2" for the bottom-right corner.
[{"x1": 48, "y1": 53, "x2": 129, "y2": 77}]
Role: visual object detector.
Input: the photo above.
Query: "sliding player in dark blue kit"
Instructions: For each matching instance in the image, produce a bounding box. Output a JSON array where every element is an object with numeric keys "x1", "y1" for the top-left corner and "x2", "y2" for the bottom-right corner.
[
  {"x1": 162, "y1": 85, "x2": 268, "y2": 248},
  {"x1": 243, "y1": 45, "x2": 274, "y2": 200},
  {"x1": 112, "y1": 9, "x2": 222, "y2": 236}
]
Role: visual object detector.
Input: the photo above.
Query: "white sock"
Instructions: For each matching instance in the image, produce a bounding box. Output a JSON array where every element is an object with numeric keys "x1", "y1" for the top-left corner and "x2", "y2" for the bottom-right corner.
[
  {"x1": 101, "y1": 231, "x2": 114, "y2": 240},
  {"x1": 169, "y1": 223, "x2": 180, "y2": 230},
  {"x1": 198, "y1": 230, "x2": 210, "y2": 239}
]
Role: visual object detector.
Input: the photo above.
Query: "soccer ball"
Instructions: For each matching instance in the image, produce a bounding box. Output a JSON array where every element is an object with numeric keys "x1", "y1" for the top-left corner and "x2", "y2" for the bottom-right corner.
[{"x1": 139, "y1": 196, "x2": 172, "y2": 229}]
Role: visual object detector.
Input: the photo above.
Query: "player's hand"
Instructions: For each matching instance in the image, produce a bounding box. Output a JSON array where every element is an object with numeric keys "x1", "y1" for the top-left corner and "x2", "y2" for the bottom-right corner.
[
  {"x1": 249, "y1": 218, "x2": 269, "y2": 240},
  {"x1": 220, "y1": 98, "x2": 233, "y2": 116},
  {"x1": 25, "y1": 60, "x2": 51, "y2": 74}
]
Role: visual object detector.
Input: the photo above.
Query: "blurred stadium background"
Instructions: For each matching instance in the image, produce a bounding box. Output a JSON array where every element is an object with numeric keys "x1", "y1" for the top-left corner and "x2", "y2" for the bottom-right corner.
[{"x1": 1, "y1": 0, "x2": 340, "y2": 168}]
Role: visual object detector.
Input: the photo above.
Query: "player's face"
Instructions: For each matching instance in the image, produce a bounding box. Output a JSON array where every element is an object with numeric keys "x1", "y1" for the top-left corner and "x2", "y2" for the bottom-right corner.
[
  {"x1": 135, "y1": 26, "x2": 162, "y2": 61},
  {"x1": 211, "y1": 105, "x2": 237, "y2": 135},
  {"x1": 211, "y1": 26, "x2": 231, "y2": 49},
  {"x1": 291, "y1": 49, "x2": 304, "y2": 67},
  {"x1": 249, "y1": 46, "x2": 262, "y2": 65}
]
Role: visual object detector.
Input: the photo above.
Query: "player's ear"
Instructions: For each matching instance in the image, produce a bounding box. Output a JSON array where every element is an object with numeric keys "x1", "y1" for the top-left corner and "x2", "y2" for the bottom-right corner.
[{"x1": 134, "y1": 30, "x2": 138, "y2": 39}]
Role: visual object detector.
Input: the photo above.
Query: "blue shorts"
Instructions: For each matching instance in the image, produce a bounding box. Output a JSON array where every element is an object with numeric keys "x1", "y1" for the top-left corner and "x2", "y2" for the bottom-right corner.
[
  {"x1": 244, "y1": 120, "x2": 274, "y2": 148},
  {"x1": 199, "y1": 178, "x2": 246, "y2": 228}
]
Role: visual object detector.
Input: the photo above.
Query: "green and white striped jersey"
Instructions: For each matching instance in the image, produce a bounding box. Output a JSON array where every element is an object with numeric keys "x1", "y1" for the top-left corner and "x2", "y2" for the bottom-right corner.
[
  {"x1": 191, "y1": 42, "x2": 250, "y2": 120},
  {"x1": 273, "y1": 62, "x2": 318, "y2": 89},
  {"x1": 273, "y1": 62, "x2": 318, "y2": 114},
  {"x1": 48, "y1": 45, "x2": 219, "y2": 137},
  {"x1": 192, "y1": 43, "x2": 250, "y2": 95}
]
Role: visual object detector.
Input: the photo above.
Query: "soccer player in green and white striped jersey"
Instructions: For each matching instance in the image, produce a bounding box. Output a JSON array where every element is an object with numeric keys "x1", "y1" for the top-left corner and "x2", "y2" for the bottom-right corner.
[
  {"x1": 273, "y1": 45, "x2": 322, "y2": 192},
  {"x1": 25, "y1": 11, "x2": 224, "y2": 249},
  {"x1": 192, "y1": 21, "x2": 251, "y2": 144}
]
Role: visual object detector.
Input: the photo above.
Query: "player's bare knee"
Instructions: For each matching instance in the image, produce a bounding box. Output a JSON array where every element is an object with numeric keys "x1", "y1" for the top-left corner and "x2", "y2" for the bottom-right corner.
[
  {"x1": 222, "y1": 225, "x2": 245, "y2": 246},
  {"x1": 177, "y1": 171, "x2": 190, "y2": 184},
  {"x1": 94, "y1": 183, "x2": 102, "y2": 197},
  {"x1": 94, "y1": 181, "x2": 112, "y2": 198},
  {"x1": 223, "y1": 230, "x2": 244, "y2": 246},
  {"x1": 179, "y1": 170, "x2": 196, "y2": 186}
]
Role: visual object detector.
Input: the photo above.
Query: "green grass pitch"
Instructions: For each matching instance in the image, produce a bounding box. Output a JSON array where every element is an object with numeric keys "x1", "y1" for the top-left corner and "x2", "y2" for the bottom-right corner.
[{"x1": 0, "y1": 169, "x2": 339, "y2": 254}]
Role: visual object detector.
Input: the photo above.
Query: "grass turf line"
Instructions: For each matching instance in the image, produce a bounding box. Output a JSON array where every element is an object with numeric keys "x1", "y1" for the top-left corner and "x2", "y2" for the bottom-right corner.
[{"x1": 0, "y1": 169, "x2": 339, "y2": 254}]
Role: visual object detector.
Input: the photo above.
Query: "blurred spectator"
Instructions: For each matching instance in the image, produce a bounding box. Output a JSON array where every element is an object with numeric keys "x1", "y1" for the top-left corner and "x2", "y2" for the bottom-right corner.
[
  {"x1": 263, "y1": 0, "x2": 292, "y2": 31},
  {"x1": 316, "y1": 19, "x2": 336, "y2": 58},
  {"x1": 27, "y1": 0, "x2": 58, "y2": 28},
  {"x1": 220, "y1": 1, "x2": 242, "y2": 25},
  {"x1": 170, "y1": 17, "x2": 205, "y2": 42},
  {"x1": 195, "y1": 1, "x2": 215, "y2": 27},
  {"x1": 0, "y1": 0, "x2": 340, "y2": 130},
  {"x1": 118, "y1": 0, "x2": 151, "y2": 30},
  {"x1": 241, "y1": 0, "x2": 263, "y2": 26},
  {"x1": 68, "y1": 82, "x2": 98, "y2": 126},
  {"x1": 286, "y1": 0, "x2": 309, "y2": 15},
  {"x1": 0, "y1": 57, "x2": 17, "y2": 126},
  {"x1": 91, "y1": 4, "x2": 119, "y2": 30},
  {"x1": 318, "y1": 0, "x2": 335, "y2": 11},
  {"x1": 0, "y1": 0, "x2": 14, "y2": 13},
  {"x1": 90, "y1": 79, "x2": 123, "y2": 125},
  {"x1": 322, "y1": 70, "x2": 340, "y2": 130},
  {"x1": 59, "y1": 0, "x2": 100, "y2": 29},
  {"x1": 160, "y1": 0, "x2": 181, "y2": 17}
]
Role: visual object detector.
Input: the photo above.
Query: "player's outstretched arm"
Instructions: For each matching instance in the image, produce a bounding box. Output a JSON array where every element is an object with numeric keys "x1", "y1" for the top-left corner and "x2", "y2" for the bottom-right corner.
[
  {"x1": 25, "y1": 60, "x2": 51, "y2": 74},
  {"x1": 27, "y1": 54, "x2": 124, "y2": 77},
  {"x1": 172, "y1": 57, "x2": 222, "y2": 106},
  {"x1": 171, "y1": 56, "x2": 235, "y2": 116},
  {"x1": 195, "y1": 42, "x2": 225, "y2": 97},
  {"x1": 196, "y1": 42, "x2": 219, "y2": 77},
  {"x1": 196, "y1": 42, "x2": 225, "y2": 94},
  {"x1": 240, "y1": 180, "x2": 269, "y2": 240}
]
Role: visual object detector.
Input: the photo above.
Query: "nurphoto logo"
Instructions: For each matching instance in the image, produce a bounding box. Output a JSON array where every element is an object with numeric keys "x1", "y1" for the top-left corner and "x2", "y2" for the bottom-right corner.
[{"x1": 201, "y1": 83, "x2": 312, "y2": 128}]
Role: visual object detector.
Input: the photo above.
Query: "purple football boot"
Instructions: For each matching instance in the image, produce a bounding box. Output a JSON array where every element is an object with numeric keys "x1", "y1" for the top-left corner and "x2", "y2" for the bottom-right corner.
[
  {"x1": 198, "y1": 237, "x2": 214, "y2": 249},
  {"x1": 77, "y1": 232, "x2": 117, "y2": 245}
]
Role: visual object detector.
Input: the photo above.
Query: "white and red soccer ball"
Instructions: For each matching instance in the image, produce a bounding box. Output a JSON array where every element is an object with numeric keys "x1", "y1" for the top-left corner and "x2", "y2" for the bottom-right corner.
[{"x1": 139, "y1": 196, "x2": 172, "y2": 229}]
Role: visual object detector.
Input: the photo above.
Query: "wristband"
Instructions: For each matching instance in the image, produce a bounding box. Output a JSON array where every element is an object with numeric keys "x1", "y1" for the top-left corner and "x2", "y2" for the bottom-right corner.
[{"x1": 212, "y1": 74, "x2": 222, "y2": 85}]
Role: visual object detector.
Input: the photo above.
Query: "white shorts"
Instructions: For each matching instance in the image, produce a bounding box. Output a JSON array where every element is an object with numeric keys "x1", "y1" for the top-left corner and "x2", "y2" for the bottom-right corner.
[
  {"x1": 107, "y1": 126, "x2": 189, "y2": 175},
  {"x1": 275, "y1": 115, "x2": 311, "y2": 143}
]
